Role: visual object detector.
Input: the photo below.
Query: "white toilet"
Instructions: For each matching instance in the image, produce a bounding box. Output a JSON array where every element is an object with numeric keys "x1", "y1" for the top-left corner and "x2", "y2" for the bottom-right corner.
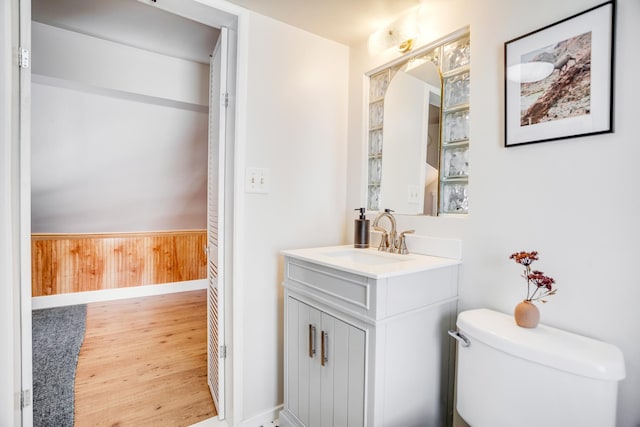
[{"x1": 450, "y1": 309, "x2": 626, "y2": 427}]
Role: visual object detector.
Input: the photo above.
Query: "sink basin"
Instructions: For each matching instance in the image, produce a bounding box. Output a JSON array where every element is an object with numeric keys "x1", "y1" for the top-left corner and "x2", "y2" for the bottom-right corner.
[
  {"x1": 281, "y1": 245, "x2": 461, "y2": 278},
  {"x1": 322, "y1": 249, "x2": 410, "y2": 265}
]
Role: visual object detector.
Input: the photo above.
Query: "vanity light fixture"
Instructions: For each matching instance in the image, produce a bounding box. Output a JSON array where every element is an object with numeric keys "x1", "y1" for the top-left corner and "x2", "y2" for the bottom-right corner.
[{"x1": 368, "y1": 7, "x2": 421, "y2": 54}]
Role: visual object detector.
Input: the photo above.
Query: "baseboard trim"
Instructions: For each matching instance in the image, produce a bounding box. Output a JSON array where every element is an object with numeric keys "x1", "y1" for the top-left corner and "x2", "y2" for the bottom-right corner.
[
  {"x1": 278, "y1": 410, "x2": 295, "y2": 427},
  {"x1": 31, "y1": 279, "x2": 207, "y2": 309},
  {"x1": 241, "y1": 405, "x2": 283, "y2": 427},
  {"x1": 188, "y1": 416, "x2": 230, "y2": 427}
]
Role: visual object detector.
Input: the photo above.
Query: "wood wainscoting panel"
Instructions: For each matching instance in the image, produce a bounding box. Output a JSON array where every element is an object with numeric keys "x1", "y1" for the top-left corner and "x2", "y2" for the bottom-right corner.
[
  {"x1": 31, "y1": 231, "x2": 207, "y2": 297},
  {"x1": 32, "y1": 238, "x2": 53, "y2": 296}
]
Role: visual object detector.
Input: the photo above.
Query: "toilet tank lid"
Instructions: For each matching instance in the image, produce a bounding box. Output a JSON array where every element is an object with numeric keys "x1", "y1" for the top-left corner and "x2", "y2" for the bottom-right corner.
[{"x1": 457, "y1": 309, "x2": 626, "y2": 381}]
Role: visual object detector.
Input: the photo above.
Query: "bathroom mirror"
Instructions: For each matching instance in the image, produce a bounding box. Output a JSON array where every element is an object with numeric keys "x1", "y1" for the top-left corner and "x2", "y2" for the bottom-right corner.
[
  {"x1": 367, "y1": 29, "x2": 470, "y2": 216},
  {"x1": 379, "y1": 61, "x2": 441, "y2": 215}
]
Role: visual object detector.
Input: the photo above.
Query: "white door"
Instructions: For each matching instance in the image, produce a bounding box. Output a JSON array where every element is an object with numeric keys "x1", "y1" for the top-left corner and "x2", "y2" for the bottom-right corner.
[{"x1": 207, "y1": 26, "x2": 228, "y2": 419}]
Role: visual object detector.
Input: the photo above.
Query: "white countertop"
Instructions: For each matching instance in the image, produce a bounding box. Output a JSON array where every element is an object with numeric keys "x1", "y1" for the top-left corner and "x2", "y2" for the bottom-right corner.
[{"x1": 281, "y1": 245, "x2": 461, "y2": 279}]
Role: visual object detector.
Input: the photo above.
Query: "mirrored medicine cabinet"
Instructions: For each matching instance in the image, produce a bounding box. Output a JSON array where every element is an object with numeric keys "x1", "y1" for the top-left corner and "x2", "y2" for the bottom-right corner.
[{"x1": 366, "y1": 28, "x2": 470, "y2": 216}]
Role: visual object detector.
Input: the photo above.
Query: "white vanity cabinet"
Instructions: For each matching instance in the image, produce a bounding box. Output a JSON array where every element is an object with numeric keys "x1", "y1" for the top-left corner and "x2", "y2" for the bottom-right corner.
[
  {"x1": 285, "y1": 297, "x2": 366, "y2": 426},
  {"x1": 280, "y1": 247, "x2": 461, "y2": 427}
]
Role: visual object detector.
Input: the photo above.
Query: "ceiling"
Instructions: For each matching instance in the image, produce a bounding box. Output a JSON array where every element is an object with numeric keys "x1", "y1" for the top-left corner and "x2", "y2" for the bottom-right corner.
[
  {"x1": 31, "y1": 0, "x2": 421, "y2": 63},
  {"x1": 224, "y1": 0, "x2": 420, "y2": 45}
]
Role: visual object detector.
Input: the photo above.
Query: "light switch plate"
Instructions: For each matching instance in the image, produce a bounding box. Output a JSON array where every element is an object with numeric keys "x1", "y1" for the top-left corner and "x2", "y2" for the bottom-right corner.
[
  {"x1": 245, "y1": 167, "x2": 270, "y2": 194},
  {"x1": 407, "y1": 185, "x2": 420, "y2": 204}
]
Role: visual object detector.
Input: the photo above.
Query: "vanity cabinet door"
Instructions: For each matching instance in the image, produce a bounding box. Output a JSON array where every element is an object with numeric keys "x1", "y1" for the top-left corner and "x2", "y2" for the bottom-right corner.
[
  {"x1": 286, "y1": 297, "x2": 321, "y2": 426},
  {"x1": 320, "y1": 311, "x2": 366, "y2": 427},
  {"x1": 286, "y1": 297, "x2": 365, "y2": 427}
]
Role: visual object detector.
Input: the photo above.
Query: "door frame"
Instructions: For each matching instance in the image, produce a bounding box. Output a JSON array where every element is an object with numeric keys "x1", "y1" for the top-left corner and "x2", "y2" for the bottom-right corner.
[
  {"x1": 18, "y1": 0, "x2": 33, "y2": 423},
  {"x1": 15, "y1": 0, "x2": 250, "y2": 425},
  {"x1": 1, "y1": 0, "x2": 27, "y2": 423}
]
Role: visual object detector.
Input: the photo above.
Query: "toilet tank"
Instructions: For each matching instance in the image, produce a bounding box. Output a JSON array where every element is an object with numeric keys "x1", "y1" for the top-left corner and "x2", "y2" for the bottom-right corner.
[{"x1": 454, "y1": 309, "x2": 625, "y2": 427}]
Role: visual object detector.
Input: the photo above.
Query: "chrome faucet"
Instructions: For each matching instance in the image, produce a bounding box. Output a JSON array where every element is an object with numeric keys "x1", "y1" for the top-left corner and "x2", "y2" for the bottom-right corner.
[{"x1": 372, "y1": 209, "x2": 397, "y2": 252}]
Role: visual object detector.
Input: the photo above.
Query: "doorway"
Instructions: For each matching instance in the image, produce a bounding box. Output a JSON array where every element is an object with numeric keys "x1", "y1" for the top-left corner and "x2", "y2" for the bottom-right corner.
[{"x1": 20, "y1": 0, "x2": 240, "y2": 424}]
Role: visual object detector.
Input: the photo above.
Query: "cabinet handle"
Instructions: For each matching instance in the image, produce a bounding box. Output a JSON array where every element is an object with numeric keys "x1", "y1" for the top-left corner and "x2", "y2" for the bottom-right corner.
[
  {"x1": 321, "y1": 331, "x2": 328, "y2": 366},
  {"x1": 308, "y1": 324, "x2": 316, "y2": 357}
]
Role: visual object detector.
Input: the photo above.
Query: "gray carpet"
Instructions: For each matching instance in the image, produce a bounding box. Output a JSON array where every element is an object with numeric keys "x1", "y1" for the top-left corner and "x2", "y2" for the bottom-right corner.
[{"x1": 32, "y1": 304, "x2": 87, "y2": 427}]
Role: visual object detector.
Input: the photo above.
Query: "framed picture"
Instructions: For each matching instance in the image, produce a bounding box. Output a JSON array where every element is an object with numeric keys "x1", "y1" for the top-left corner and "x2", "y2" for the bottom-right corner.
[{"x1": 504, "y1": 1, "x2": 615, "y2": 147}]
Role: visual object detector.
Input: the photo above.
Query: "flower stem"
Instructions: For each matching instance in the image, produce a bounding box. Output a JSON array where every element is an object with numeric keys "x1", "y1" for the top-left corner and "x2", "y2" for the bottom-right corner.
[
  {"x1": 529, "y1": 286, "x2": 540, "y2": 301},
  {"x1": 531, "y1": 289, "x2": 554, "y2": 301}
]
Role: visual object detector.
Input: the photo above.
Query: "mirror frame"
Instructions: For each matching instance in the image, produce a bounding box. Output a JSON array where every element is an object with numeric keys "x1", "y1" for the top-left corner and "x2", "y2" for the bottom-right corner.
[{"x1": 365, "y1": 27, "x2": 470, "y2": 216}]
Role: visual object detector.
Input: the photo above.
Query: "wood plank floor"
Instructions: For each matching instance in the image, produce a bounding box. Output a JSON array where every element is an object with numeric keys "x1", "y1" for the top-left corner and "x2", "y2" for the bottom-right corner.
[{"x1": 74, "y1": 290, "x2": 216, "y2": 426}]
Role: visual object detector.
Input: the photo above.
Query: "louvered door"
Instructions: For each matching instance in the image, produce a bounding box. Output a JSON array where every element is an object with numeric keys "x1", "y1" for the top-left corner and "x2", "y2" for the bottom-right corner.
[{"x1": 207, "y1": 26, "x2": 228, "y2": 419}]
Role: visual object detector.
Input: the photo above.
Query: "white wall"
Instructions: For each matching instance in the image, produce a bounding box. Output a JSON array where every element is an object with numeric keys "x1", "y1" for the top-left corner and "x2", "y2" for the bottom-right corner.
[
  {"x1": 347, "y1": 0, "x2": 640, "y2": 425},
  {"x1": 240, "y1": 11, "x2": 349, "y2": 421},
  {"x1": 31, "y1": 23, "x2": 209, "y2": 233},
  {"x1": 31, "y1": 82, "x2": 208, "y2": 233}
]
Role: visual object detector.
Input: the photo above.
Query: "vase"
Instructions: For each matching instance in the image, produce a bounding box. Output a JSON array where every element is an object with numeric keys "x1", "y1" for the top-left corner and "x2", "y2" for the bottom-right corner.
[{"x1": 514, "y1": 300, "x2": 540, "y2": 328}]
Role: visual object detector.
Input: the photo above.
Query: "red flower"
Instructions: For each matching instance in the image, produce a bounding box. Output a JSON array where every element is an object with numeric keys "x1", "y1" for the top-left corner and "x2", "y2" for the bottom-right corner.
[
  {"x1": 509, "y1": 251, "x2": 539, "y2": 266},
  {"x1": 528, "y1": 271, "x2": 556, "y2": 291},
  {"x1": 510, "y1": 250, "x2": 557, "y2": 302}
]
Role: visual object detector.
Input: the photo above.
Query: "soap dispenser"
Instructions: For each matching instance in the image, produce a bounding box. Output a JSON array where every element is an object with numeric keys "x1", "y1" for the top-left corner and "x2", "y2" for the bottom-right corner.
[{"x1": 354, "y1": 208, "x2": 370, "y2": 249}]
